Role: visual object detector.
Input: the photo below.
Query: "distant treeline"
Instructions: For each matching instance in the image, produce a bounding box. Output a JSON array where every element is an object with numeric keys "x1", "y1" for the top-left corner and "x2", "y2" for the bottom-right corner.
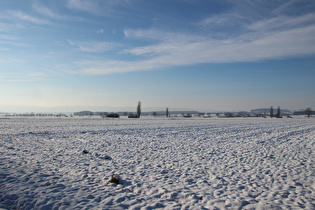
[
  {"x1": 292, "y1": 110, "x2": 315, "y2": 115},
  {"x1": 2, "y1": 113, "x2": 69, "y2": 117},
  {"x1": 73, "y1": 110, "x2": 200, "y2": 117},
  {"x1": 2, "y1": 108, "x2": 313, "y2": 118}
]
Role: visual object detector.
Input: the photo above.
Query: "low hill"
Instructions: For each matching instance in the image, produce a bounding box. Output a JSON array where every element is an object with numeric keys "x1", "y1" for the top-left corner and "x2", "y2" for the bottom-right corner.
[{"x1": 251, "y1": 108, "x2": 291, "y2": 114}]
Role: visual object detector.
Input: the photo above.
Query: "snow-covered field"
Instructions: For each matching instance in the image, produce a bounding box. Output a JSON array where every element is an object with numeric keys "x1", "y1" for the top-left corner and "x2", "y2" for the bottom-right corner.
[{"x1": 0, "y1": 117, "x2": 314, "y2": 209}]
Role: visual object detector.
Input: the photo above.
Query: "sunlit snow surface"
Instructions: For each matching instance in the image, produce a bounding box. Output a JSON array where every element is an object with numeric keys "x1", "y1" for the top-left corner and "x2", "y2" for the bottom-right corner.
[{"x1": 1, "y1": 117, "x2": 314, "y2": 209}]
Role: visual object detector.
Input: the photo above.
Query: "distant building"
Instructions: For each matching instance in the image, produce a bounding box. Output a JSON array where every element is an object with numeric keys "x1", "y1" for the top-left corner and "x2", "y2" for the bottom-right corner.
[{"x1": 106, "y1": 113, "x2": 120, "y2": 118}]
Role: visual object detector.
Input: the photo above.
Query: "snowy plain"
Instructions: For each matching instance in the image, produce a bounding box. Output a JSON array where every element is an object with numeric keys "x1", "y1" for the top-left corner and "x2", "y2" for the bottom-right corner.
[{"x1": 0, "y1": 116, "x2": 314, "y2": 209}]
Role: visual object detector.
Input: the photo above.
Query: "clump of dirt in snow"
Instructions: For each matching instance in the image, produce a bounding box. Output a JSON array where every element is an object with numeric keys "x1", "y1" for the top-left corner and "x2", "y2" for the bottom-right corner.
[{"x1": 110, "y1": 174, "x2": 121, "y2": 184}]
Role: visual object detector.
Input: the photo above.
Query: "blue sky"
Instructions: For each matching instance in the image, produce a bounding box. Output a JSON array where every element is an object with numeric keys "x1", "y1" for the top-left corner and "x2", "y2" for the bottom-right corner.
[{"x1": 1, "y1": 0, "x2": 315, "y2": 112}]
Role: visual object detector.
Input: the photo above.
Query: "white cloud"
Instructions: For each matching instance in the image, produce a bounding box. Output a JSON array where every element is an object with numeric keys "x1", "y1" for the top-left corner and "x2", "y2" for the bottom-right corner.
[
  {"x1": 0, "y1": 47, "x2": 10, "y2": 51},
  {"x1": 33, "y1": 3, "x2": 67, "y2": 20},
  {"x1": 67, "y1": 0, "x2": 101, "y2": 14},
  {"x1": 198, "y1": 13, "x2": 246, "y2": 31},
  {"x1": 271, "y1": 0, "x2": 315, "y2": 16},
  {"x1": 7, "y1": 10, "x2": 50, "y2": 25},
  {"x1": 0, "y1": 56, "x2": 24, "y2": 63},
  {"x1": 5, "y1": 79, "x2": 39, "y2": 82},
  {"x1": 76, "y1": 58, "x2": 172, "y2": 75},
  {"x1": 76, "y1": 22, "x2": 315, "y2": 75},
  {"x1": 67, "y1": 40, "x2": 119, "y2": 53},
  {"x1": 76, "y1": 60, "x2": 141, "y2": 75},
  {"x1": 66, "y1": 0, "x2": 137, "y2": 17},
  {"x1": 29, "y1": 72, "x2": 45, "y2": 77},
  {"x1": 33, "y1": 3, "x2": 86, "y2": 22},
  {"x1": 247, "y1": 13, "x2": 315, "y2": 32},
  {"x1": 124, "y1": 29, "x2": 168, "y2": 41},
  {"x1": 96, "y1": 29, "x2": 104, "y2": 34},
  {"x1": 0, "y1": 35, "x2": 19, "y2": 41},
  {"x1": 125, "y1": 20, "x2": 315, "y2": 60},
  {"x1": 66, "y1": 1, "x2": 315, "y2": 75}
]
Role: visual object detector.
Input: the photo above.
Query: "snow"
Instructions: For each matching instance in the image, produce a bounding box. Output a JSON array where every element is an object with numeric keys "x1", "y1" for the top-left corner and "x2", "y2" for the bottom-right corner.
[{"x1": 0, "y1": 117, "x2": 314, "y2": 209}]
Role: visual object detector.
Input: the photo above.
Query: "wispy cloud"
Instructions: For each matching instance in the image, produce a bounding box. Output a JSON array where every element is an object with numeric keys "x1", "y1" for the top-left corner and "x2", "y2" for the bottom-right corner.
[
  {"x1": 0, "y1": 47, "x2": 10, "y2": 51},
  {"x1": 33, "y1": 3, "x2": 67, "y2": 20},
  {"x1": 0, "y1": 35, "x2": 19, "y2": 41},
  {"x1": 75, "y1": 13, "x2": 315, "y2": 75},
  {"x1": 7, "y1": 10, "x2": 50, "y2": 25},
  {"x1": 66, "y1": 0, "x2": 134, "y2": 17},
  {"x1": 67, "y1": 40, "x2": 120, "y2": 53},
  {"x1": 96, "y1": 29, "x2": 104, "y2": 34},
  {"x1": 73, "y1": 60, "x2": 142, "y2": 75},
  {"x1": 0, "y1": 34, "x2": 24, "y2": 50},
  {"x1": 33, "y1": 3, "x2": 86, "y2": 22},
  {"x1": 198, "y1": 13, "x2": 248, "y2": 33},
  {"x1": 73, "y1": 57, "x2": 173, "y2": 75},
  {"x1": 0, "y1": 56, "x2": 24, "y2": 63},
  {"x1": 247, "y1": 13, "x2": 315, "y2": 32},
  {"x1": 58, "y1": 1, "x2": 315, "y2": 75},
  {"x1": 5, "y1": 79, "x2": 40, "y2": 82},
  {"x1": 29, "y1": 72, "x2": 46, "y2": 77},
  {"x1": 67, "y1": 0, "x2": 101, "y2": 15},
  {"x1": 271, "y1": 0, "x2": 315, "y2": 16},
  {"x1": 0, "y1": 71, "x2": 48, "y2": 82}
]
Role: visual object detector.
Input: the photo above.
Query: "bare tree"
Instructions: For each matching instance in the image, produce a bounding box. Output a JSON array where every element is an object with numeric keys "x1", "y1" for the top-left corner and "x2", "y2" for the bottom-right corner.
[
  {"x1": 306, "y1": 107, "x2": 312, "y2": 118},
  {"x1": 166, "y1": 107, "x2": 169, "y2": 117},
  {"x1": 276, "y1": 106, "x2": 281, "y2": 118},
  {"x1": 270, "y1": 106, "x2": 273, "y2": 118},
  {"x1": 137, "y1": 101, "x2": 141, "y2": 118}
]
